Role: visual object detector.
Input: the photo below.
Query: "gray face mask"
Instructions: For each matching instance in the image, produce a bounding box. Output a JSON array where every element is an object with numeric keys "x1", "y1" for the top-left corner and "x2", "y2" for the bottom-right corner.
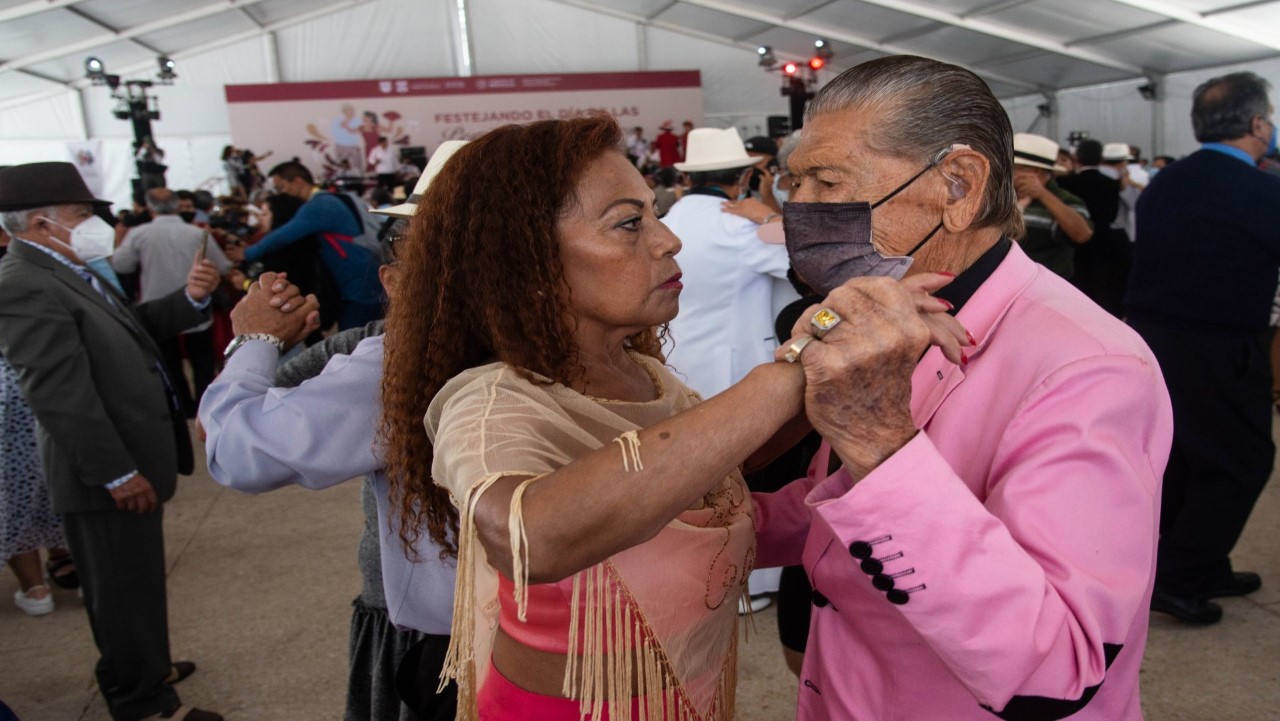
[{"x1": 783, "y1": 146, "x2": 963, "y2": 295}]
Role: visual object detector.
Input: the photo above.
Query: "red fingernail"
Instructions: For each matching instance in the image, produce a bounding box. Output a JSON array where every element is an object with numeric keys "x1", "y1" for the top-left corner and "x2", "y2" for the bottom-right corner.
[
  {"x1": 960, "y1": 351, "x2": 969, "y2": 365},
  {"x1": 939, "y1": 298, "x2": 954, "y2": 311},
  {"x1": 937, "y1": 271, "x2": 956, "y2": 279},
  {"x1": 966, "y1": 330, "x2": 976, "y2": 346}
]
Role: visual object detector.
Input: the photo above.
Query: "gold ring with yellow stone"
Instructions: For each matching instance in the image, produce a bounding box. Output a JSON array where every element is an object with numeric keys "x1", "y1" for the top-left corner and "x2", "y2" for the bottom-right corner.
[
  {"x1": 809, "y1": 308, "x2": 843, "y2": 339},
  {"x1": 783, "y1": 335, "x2": 817, "y2": 363}
]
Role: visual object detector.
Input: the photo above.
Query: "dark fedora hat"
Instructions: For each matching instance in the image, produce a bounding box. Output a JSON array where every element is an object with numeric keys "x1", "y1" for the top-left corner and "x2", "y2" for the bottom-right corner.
[{"x1": 0, "y1": 161, "x2": 111, "y2": 212}]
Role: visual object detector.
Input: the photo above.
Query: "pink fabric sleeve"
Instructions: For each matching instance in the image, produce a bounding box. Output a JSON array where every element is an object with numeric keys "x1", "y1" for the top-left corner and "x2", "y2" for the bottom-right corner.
[{"x1": 751, "y1": 443, "x2": 829, "y2": 569}]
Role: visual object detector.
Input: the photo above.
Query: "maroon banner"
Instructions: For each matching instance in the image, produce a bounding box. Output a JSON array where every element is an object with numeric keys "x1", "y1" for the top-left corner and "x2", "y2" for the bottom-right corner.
[
  {"x1": 225, "y1": 70, "x2": 703, "y2": 181},
  {"x1": 225, "y1": 71, "x2": 701, "y2": 102}
]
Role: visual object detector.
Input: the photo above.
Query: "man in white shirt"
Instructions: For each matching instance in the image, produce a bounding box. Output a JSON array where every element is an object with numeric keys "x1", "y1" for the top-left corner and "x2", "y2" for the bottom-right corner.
[
  {"x1": 662, "y1": 127, "x2": 790, "y2": 398},
  {"x1": 626, "y1": 126, "x2": 649, "y2": 169},
  {"x1": 367, "y1": 136, "x2": 399, "y2": 190},
  {"x1": 1102, "y1": 142, "x2": 1143, "y2": 242}
]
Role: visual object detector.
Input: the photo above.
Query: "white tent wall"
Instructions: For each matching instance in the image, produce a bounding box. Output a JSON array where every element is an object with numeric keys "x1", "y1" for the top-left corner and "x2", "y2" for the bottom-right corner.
[
  {"x1": 1001, "y1": 94, "x2": 1050, "y2": 138},
  {"x1": 467, "y1": 0, "x2": 799, "y2": 137},
  {"x1": 274, "y1": 0, "x2": 455, "y2": 81},
  {"x1": 1057, "y1": 81, "x2": 1156, "y2": 157},
  {"x1": 642, "y1": 24, "x2": 797, "y2": 137},
  {"x1": 470, "y1": 0, "x2": 640, "y2": 75},
  {"x1": 1003, "y1": 57, "x2": 1280, "y2": 161},
  {"x1": 0, "y1": 91, "x2": 84, "y2": 140}
]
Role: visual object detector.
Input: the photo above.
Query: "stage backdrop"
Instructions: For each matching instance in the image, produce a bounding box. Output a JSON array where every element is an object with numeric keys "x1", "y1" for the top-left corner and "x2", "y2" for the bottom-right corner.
[{"x1": 225, "y1": 70, "x2": 703, "y2": 179}]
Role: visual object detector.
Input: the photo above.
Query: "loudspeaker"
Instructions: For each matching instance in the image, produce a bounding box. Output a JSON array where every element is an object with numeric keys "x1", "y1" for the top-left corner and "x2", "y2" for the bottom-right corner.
[
  {"x1": 399, "y1": 145, "x2": 427, "y2": 170},
  {"x1": 767, "y1": 115, "x2": 791, "y2": 138}
]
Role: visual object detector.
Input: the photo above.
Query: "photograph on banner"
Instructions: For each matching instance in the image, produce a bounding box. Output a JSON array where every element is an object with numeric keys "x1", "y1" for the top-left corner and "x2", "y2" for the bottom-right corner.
[
  {"x1": 66, "y1": 140, "x2": 106, "y2": 197},
  {"x1": 226, "y1": 71, "x2": 704, "y2": 179}
]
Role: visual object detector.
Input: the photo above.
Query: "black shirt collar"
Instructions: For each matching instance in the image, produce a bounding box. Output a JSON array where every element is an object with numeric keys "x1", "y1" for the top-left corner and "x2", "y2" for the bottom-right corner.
[
  {"x1": 687, "y1": 186, "x2": 732, "y2": 200},
  {"x1": 933, "y1": 236, "x2": 1011, "y2": 315}
]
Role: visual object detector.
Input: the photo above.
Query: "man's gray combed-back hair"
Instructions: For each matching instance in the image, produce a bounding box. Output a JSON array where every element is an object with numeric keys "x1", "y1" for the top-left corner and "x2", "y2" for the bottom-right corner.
[
  {"x1": 145, "y1": 187, "x2": 179, "y2": 215},
  {"x1": 806, "y1": 55, "x2": 1022, "y2": 239},
  {"x1": 777, "y1": 130, "x2": 803, "y2": 172},
  {"x1": 1192, "y1": 71, "x2": 1270, "y2": 143},
  {"x1": 0, "y1": 206, "x2": 54, "y2": 236}
]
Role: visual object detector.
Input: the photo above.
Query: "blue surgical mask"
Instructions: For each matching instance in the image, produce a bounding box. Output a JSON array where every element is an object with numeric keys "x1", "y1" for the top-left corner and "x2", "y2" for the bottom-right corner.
[{"x1": 773, "y1": 175, "x2": 791, "y2": 204}]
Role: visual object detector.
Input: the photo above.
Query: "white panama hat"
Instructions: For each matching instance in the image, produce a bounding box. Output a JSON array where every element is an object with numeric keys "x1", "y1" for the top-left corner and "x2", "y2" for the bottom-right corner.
[
  {"x1": 1102, "y1": 142, "x2": 1134, "y2": 163},
  {"x1": 674, "y1": 127, "x2": 758, "y2": 172},
  {"x1": 372, "y1": 139, "x2": 468, "y2": 218},
  {"x1": 1013, "y1": 133, "x2": 1065, "y2": 172}
]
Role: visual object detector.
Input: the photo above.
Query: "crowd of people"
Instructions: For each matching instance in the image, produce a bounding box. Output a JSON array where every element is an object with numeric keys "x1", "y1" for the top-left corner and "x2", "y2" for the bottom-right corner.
[{"x1": 1, "y1": 55, "x2": 1277, "y2": 721}]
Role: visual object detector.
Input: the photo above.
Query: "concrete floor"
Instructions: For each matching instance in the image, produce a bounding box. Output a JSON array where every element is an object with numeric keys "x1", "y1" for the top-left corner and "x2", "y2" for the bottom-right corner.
[{"x1": 1, "y1": 427, "x2": 1278, "y2": 721}]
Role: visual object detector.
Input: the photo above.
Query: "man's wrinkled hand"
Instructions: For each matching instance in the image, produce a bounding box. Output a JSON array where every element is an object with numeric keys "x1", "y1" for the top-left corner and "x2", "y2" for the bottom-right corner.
[
  {"x1": 108, "y1": 473, "x2": 158, "y2": 514},
  {"x1": 782, "y1": 276, "x2": 935, "y2": 481},
  {"x1": 1013, "y1": 173, "x2": 1047, "y2": 202}
]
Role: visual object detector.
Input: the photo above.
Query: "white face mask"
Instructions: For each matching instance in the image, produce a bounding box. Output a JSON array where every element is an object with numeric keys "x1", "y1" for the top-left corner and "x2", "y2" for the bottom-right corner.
[{"x1": 40, "y1": 215, "x2": 116, "y2": 261}]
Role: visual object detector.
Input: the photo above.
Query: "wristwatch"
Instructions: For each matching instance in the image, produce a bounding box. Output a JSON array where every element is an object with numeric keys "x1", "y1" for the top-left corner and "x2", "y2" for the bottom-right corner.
[{"x1": 224, "y1": 333, "x2": 285, "y2": 360}]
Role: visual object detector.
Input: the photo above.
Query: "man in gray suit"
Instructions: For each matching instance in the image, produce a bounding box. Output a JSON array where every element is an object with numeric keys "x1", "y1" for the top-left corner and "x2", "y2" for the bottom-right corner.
[{"x1": 0, "y1": 162, "x2": 225, "y2": 721}]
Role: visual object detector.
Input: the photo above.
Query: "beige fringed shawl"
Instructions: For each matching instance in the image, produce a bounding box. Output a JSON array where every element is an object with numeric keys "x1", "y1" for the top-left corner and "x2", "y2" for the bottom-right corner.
[{"x1": 425, "y1": 356, "x2": 755, "y2": 720}]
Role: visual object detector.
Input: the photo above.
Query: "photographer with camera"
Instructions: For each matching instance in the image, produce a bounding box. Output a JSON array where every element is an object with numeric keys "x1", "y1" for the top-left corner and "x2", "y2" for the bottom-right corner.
[
  {"x1": 227, "y1": 192, "x2": 340, "y2": 345},
  {"x1": 226, "y1": 160, "x2": 382, "y2": 331}
]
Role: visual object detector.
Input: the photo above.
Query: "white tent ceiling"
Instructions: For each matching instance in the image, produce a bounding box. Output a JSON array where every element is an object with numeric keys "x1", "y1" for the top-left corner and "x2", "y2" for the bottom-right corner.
[
  {"x1": 1, "y1": 0, "x2": 1278, "y2": 208},
  {"x1": 1, "y1": 0, "x2": 1277, "y2": 106},
  {"x1": 558, "y1": 0, "x2": 1280, "y2": 97}
]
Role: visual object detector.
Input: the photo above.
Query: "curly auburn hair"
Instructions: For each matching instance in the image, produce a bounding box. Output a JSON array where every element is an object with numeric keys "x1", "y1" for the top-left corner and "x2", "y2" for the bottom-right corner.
[{"x1": 379, "y1": 114, "x2": 667, "y2": 559}]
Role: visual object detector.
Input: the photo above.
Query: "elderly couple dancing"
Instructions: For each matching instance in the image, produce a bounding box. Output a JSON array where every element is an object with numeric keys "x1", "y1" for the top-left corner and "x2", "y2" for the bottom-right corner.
[{"x1": 260, "y1": 55, "x2": 1171, "y2": 721}]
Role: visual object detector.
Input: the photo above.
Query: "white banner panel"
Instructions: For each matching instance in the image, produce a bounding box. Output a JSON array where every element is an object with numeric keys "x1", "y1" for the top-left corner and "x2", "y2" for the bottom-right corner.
[
  {"x1": 65, "y1": 140, "x2": 106, "y2": 197},
  {"x1": 225, "y1": 71, "x2": 704, "y2": 178}
]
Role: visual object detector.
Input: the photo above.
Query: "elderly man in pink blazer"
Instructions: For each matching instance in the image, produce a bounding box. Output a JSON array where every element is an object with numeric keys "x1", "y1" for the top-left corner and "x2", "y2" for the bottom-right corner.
[{"x1": 755, "y1": 56, "x2": 1172, "y2": 721}]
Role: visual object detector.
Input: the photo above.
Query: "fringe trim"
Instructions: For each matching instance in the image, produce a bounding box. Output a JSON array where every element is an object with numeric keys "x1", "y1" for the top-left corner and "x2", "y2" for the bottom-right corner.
[
  {"x1": 564, "y1": 562, "x2": 738, "y2": 721},
  {"x1": 439, "y1": 472, "x2": 545, "y2": 721},
  {"x1": 507, "y1": 476, "x2": 538, "y2": 623},
  {"x1": 443, "y1": 465, "x2": 738, "y2": 721},
  {"x1": 613, "y1": 430, "x2": 644, "y2": 472}
]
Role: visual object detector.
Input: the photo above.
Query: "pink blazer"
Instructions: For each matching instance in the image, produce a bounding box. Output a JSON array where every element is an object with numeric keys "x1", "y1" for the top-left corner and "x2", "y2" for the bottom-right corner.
[{"x1": 755, "y1": 244, "x2": 1172, "y2": 721}]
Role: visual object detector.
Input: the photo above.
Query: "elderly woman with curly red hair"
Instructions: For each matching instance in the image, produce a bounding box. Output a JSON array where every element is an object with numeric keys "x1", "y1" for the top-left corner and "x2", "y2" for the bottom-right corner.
[{"x1": 380, "y1": 115, "x2": 961, "y2": 721}]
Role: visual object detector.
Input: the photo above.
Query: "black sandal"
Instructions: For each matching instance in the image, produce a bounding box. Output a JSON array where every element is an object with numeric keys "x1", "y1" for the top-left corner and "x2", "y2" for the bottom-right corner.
[
  {"x1": 45, "y1": 555, "x2": 79, "y2": 590},
  {"x1": 165, "y1": 661, "x2": 197, "y2": 685}
]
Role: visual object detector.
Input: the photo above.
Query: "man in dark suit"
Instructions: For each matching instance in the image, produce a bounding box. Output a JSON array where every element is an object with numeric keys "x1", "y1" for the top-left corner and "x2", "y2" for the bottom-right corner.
[
  {"x1": 1057, "y1": 139, "x2": 1129, "y2": 316},
  {"x1": 1126, "y1": 72, "x2": 1280, "y2": 624},
  {"x1": 0, "y1": 162, "x2": 223, "y2": 721}
]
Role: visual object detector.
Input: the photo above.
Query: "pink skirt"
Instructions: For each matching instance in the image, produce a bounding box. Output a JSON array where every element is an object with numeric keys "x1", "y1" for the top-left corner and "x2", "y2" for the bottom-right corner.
[{"x1": 477, "y1": 664, "x2": 656, "y2": 720}]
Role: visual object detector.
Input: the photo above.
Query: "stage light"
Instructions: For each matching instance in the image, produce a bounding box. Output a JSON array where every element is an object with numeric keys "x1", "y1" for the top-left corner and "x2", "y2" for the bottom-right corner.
[
  {"x1": 783, "y1": 61, "x2": 799, "y2": 76},
  {"x1": 813, "y1": 38, "x2": 834, "y2": 60},
  {"x1": 157, "y1": 56, "x2": 177, "y2": 83},
  {"x1": 85, "y1": 56, "x2": 106, "y2": 82},
  {"x1": 808, "y1": 56, "x2": 825, "y2": 71},
  {"x1": 757, "y1": 45, "x2": 777, "y2": 69}
]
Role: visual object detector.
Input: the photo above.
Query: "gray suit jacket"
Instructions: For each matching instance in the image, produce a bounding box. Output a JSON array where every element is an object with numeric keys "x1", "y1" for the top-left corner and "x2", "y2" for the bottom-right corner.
[{"x1": 0, "y1": 240, "x2": 208, "y2": 513}]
